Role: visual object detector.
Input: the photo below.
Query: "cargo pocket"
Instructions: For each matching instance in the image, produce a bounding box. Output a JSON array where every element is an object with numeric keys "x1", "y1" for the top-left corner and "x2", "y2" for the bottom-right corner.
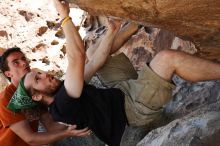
[
  {"x1": 135, "y1": 80, "x2": 160, "y2": 111},
  {"x1": 135, "y1": 81, "x2": 173, "y2": 111}
]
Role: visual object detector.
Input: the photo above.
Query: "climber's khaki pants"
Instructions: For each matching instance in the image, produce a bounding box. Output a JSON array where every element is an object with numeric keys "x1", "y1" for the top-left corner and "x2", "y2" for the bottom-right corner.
[{"x1": 96, "y1": 53, "x2": 175, "y2": 126}]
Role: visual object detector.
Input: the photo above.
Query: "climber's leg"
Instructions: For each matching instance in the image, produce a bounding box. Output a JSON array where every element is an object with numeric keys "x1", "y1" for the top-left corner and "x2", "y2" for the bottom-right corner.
[{"x1": 150, "y1": 49, "x2": 220, "y2": 82}]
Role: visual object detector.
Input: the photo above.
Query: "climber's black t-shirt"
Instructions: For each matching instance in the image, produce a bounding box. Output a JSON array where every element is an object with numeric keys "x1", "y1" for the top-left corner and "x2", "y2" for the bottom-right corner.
[{"x1": 49, "y1": 82, "x2": 127, "y2": 146}]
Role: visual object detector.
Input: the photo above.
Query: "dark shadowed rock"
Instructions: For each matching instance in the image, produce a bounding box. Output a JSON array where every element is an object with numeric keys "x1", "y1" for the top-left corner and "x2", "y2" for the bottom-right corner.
[{"x1": 53, "y1": 133, "x2": 105, "y2": 146}]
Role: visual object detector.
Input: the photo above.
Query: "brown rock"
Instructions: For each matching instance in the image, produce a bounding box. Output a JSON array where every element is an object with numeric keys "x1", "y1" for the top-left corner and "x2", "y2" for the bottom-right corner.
[
  {"x1": 18, "y1": 10, "x2": 34, "y2": 21},
  {"x1": 41, "y1": 57, "x2": 50, "y2": 65},
  {"x1": 153, "y1": 29, "x2": 175, "y2": 52},
  {"x1": 120, "y1": 28, "x2": 156, "y2": 69},
  {"x1": 32, "y1": 43, "x2": 47, "y2": 52},
  {"x1": 67, "y1": 0, "x2": 220, "y2": 61},
  {"x1": 46, "y1": 21, "x2": 56, "y2": 29},
  {"x1": 55, "y1": 29, "x2": 65, "y2": 38},
  {"x1": 51, "y1": 40, "x2": 59, "y2": 45},
  {"x1": 37, "y1": 26, "x2": 48, "y2": 36},
  {"x1": 0, "y1": 30, "x2": 8, "y2": 39},
  {"x1": 46, "y1": 21, "x2": 60, "y2": 30},
  {"x1": 60, "y1": 45, "x2": 66, "y2": 55}
]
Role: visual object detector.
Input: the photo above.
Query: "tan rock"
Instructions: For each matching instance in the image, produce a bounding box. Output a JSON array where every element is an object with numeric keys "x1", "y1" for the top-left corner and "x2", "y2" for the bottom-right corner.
[{"x1": 67, "y1": 0, "x2": 220, "y2": 61}]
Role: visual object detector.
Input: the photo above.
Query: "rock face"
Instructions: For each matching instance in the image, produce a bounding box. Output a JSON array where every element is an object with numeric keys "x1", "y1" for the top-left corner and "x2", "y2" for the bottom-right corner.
[
  {"x1": 138, "y1": 101, "x2": 220, "y2": 146},
  {"x1": 136, "y1": 79, "x2": 220, "y2": 146},
  {"x1": 1, "y1": 0, "x2": 220, "y2": 146},
  {"x1": 137, "y1": 103, "x2": 220, "y2": 146},
  {"x1": 67, "y1": 0, "x2": 220, "y2": 61}
]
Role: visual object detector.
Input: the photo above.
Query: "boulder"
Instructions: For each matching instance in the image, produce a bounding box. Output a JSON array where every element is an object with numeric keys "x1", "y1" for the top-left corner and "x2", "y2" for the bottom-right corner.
[
  {"x1": 138, "y1": 101, "x2": 220, "y2": 146},
  {"x1": 67, "y1": 0, "x2": 220, "y2": 61}
]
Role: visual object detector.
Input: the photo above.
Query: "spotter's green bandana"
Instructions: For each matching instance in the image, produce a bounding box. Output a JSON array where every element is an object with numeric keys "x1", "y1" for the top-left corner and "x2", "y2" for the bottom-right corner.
[{"x1": 7, "y1": 75, "x2": 38, "y2": 112}]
